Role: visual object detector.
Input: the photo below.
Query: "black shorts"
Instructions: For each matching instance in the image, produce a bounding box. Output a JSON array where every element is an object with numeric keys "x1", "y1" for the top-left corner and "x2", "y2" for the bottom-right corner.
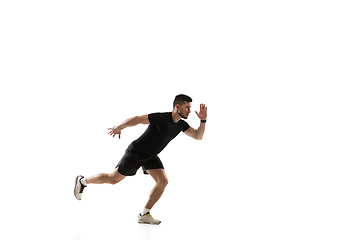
[{"x1": 115, "y1": 151, "x2": 164, "y2": 176}]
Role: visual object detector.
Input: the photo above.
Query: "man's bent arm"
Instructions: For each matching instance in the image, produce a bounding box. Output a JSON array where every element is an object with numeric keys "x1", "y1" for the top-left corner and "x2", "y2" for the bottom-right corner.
[
  {"x1": 184, "y1": 103, "x2": 207, "y2": 140},
  {"x1": 196, "y1": 122, "x2": 206, "y2": 139},
  {"x1": 184, "y1": 122, "x2": 206, "y2": 140}
]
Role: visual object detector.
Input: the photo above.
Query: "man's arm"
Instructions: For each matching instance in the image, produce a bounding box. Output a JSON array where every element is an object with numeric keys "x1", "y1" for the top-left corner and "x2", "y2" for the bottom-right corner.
[
  {"x1": 184, "y1": 123, "x2": 206, "y2": 140},
  {"x1": 108, "y1": 114, "x2": 149, "y2": 139},
  {"x1": 184, "y1": 103, "x2": 207, "y2": 140},
  {"x1": 118, "y1": 115, "x2": 150, "y2": 130}
]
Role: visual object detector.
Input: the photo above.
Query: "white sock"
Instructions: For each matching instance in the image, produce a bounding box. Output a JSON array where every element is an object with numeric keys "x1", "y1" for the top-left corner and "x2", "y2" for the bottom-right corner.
[
  {"x1": 80, "y1": 177, "x2": 88, "y2": 186},
  {"x1": 141, "y1": 208, "x2": 150, "y2": 216}
]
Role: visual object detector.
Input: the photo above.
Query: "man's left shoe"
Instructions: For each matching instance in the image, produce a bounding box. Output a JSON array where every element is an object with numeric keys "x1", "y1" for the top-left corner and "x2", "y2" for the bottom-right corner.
[
  {"x1": 74, "y1": 175, "x2": 87, "y2": 200},
  {"x1": 138, "y1": 212, "x2": 161, "y2": 225}
]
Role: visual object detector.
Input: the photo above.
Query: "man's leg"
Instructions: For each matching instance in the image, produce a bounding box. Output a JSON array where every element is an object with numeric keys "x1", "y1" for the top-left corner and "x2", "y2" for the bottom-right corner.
[
  {"x1": 144, "y1": 169, "x2": 169, "y2": 210},
  {"x1": 74, "y1": 167, "x2": 126, "y2": 200},
  {"x1": 138, "y1": 169, "x2": 168, "y2": 224},
  {"x1": 86, "y1": 167, "x2": 127, "y2": 185}
]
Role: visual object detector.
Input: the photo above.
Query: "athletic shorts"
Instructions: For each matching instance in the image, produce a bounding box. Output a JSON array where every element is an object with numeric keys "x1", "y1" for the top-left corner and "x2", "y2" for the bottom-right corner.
[{"x1": 115, "y1": 151, "x2": 164, "y2": 176}]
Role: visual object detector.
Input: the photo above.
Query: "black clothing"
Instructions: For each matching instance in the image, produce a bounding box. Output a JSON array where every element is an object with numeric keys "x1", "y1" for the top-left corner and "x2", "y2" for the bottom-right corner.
[
  {"x1": 116, "y1": 151, "x2": 164, "y2": 176},
  {"x1": 116, "y1": 112, "x2": 190, "y2": 175},
  {"x1": 126, "y1": 112, "x2": 190, "y2": 157}
]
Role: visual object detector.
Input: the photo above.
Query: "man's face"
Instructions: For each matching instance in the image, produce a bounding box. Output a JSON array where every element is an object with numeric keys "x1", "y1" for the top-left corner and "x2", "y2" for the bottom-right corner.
[{"x1": 178, "y1": 102, "x2": 192, "y2": 119}]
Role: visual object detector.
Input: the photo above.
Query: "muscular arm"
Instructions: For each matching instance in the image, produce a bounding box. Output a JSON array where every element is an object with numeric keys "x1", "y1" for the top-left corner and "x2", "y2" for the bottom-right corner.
[
  {"x1": 108, "y1": 114, "x2": 149, "y2": 138},
  {"x1": 184, "y1": 103, "x2": 207, "y2": 140},
  {"x1": 118, "y1": 115, "x2": 149, "y2": 130},
  {"x1": 184, "y1": 123, "x2": 206, "y2": 140}
]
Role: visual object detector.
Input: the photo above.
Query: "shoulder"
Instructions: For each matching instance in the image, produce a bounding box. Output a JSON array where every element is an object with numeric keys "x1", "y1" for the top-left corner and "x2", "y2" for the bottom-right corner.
[
  {"x1": 179, "y1": 119, "x2": 188, "y2": 124},
  {"x1": 148, "y1": 112, "x2": 171, "y2": 124},
  {"x1": 149, "y1": 112, "x2": 171, "y2": 115},
  {"x1": 148, "y1": 112, "x2": 171, "y2": 119}
]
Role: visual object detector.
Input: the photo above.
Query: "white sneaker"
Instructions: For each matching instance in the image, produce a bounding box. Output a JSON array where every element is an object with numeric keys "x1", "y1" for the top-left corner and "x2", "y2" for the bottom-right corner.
[
  {"x1": 138, "y1": 212, "x2": 161, "y2": 225},
  {"x1": 74, "y1": 175, "x2": 87, "y2": 200}
]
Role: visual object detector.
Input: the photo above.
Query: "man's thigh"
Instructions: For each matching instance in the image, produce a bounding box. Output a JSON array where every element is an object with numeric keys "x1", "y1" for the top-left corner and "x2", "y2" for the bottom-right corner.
[
  {"x1": 146, "y1": 169, "x2": 168, "y2": 183},
  {"x1": 109, "y1": 167, "x2": 127, "y2": 182}
]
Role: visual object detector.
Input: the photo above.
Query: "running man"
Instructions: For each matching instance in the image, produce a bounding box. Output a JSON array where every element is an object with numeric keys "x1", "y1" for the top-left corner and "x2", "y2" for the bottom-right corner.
[{"x1": 74, "y1": 94, "x2": 207, "y2": 224}]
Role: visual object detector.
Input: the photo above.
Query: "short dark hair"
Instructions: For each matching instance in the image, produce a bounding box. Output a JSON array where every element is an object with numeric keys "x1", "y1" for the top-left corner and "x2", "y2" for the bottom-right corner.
[{"x1": 173, "y1": 94, "x2": 192, "y2": 108}]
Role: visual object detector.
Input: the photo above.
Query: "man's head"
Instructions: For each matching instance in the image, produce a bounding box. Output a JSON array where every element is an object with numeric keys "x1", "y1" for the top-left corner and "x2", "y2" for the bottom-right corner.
[{"x1": 173, "y1": 94, "x2": 192, "y2": 119}]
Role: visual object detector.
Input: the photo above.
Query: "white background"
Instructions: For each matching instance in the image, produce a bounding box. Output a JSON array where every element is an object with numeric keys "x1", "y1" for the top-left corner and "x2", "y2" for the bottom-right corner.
[{"x1": 1, "y1": 0, "x2": 359, "y2": 239}]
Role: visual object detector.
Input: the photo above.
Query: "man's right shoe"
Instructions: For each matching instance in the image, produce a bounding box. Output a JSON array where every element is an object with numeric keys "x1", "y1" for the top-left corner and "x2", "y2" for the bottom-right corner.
[
  {"x1": 138, "y1": 212, "x2": 161, "y2": 225},
  {"x1": 74, "y1": 175, "x2": 87, "y2": 200}
]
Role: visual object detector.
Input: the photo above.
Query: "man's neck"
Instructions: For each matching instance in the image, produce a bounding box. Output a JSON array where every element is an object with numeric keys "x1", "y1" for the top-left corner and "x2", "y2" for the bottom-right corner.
[{"x1": 172, "y1": 110, "x2": 181, "y2": 123}]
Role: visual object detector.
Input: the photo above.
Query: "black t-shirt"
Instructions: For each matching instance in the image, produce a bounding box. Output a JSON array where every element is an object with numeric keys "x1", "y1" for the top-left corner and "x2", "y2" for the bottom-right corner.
[{"x1": 127, "y1": 112, "x2": 190, "y2": 157}]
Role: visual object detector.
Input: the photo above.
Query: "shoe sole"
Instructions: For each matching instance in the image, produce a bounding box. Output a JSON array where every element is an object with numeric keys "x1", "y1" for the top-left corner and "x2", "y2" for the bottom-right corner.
[
  {"x1": 74, "y1": 175, "x2": 82, "y2": 200},
  {"x1": 138, "y1": 221, "x2": 161, "y2": 225}
]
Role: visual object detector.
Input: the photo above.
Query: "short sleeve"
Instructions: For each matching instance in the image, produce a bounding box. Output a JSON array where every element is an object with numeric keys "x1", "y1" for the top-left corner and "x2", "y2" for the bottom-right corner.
[{"x1": 180, "y1": 120, "x2": 190, "y2": 132}]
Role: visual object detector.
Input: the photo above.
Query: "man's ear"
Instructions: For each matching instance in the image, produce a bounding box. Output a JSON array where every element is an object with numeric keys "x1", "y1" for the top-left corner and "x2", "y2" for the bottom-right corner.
[{"x1": 175, "y1": 104, "x2": 180, "y2": 110}]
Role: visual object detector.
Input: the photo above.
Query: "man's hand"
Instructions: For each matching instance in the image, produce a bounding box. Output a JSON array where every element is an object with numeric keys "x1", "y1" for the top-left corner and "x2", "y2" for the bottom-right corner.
[
  {"x1": 107, "y1": 126, "x2": 121, "y2": 139},
  {"x1": 107, "y1": 115, "x2": 149, "y2": 139},
  {"x1": 195, "y1": 103, "x2": 207, "y2": 120}
]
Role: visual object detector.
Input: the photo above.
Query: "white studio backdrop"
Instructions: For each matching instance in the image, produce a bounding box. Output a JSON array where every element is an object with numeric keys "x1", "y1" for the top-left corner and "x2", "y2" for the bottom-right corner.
[{"x1": 1, "y1": 1, "x2": 359, "y2": 240}]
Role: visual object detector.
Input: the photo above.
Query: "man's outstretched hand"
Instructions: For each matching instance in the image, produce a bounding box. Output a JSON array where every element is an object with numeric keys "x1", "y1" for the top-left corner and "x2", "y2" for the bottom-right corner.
[
  {"x1": 108, "y1": 126, "x2": 121, "y2": 139},
  {"x1": 195, "y1": 103, "x2": 207, "y2": 120}
]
